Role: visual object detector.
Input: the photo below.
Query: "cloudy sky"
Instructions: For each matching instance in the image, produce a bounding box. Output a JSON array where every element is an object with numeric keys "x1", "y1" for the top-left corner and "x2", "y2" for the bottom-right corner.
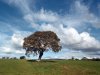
[{"x1": 0, "y1": 0, "x2": 100, "y2": 59}]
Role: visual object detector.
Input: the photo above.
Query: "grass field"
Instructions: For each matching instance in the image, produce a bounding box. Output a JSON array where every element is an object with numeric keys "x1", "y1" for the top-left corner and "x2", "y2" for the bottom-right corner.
[{"x1": 0, "y1": 59, "x2": 100, "y2": 75}]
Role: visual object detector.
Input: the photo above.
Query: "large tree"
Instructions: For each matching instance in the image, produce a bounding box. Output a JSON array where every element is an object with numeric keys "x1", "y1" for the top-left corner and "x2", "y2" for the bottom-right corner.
[{"x1": 23, "y1": 31, "x2": 62, "y2": 61}]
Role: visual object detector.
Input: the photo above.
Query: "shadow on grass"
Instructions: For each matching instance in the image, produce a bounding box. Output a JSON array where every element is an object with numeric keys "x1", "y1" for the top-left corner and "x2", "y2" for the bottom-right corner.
[{"x1": 27, "y1": 59, "x2": 56, "y2": 63}]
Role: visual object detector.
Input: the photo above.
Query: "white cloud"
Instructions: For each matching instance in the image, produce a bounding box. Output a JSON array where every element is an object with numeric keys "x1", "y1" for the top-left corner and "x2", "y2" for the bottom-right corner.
[
  {"x1": 40, "y1": 24, "x2": 100, "y2": 53},
  {"x1": 15, "y1": 50, "x2": 25, "y2": 54},
  {"x1": 79, "y1": 32, "x2": 100, "y2": 49},
  {"x1": 5, "y1": 0, "x2": 32, "y2": 14},
  {"x1": 11, "y1": 31, "x2": 32, "y2": 50},
  {"x1": 34, "y1": 8, "x2": 59, "y2": 22},
  {"x1": 5, "y1": 0, "x2": 100, "y2": 28},
  {"x1": 4, "y1": 0, "x2": 35, "y2": 27},
  {"x1": 0, "y1": 31, "x2": 32, "y2": 55},
  {"x1": 11, "y1": 33, "x2": 24, "y2": 47},
  {"x1": 4, "y1": 0, "x2": 100, "y2": 28},
  {"x1": 74, "y1": 1, "x2": 100, "y2": 28},
  {"x1": 60, "y1": 27, "x2": 81, "y2": 45},
  {"x1": 1, "y1": 0, "x2": 100, "y2": 57},
  {"x1": 0, "y1": 47, "x2": 13, "y2": 53}
]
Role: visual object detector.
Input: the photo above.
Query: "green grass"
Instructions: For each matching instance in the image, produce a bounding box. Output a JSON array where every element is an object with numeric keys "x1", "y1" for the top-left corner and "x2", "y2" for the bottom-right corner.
[{"x1": 0, "y1": 59, "x2": 100, "y2": 75}]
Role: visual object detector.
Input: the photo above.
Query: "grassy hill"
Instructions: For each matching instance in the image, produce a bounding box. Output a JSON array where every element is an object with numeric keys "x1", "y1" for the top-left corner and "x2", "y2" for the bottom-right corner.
[{"x1": 0, "y1": 59, "x2": 100, "y2": 75}]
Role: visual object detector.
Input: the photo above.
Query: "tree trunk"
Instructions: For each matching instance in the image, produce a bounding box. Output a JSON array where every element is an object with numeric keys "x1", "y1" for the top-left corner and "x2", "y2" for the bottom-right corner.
[{"x1": 38, "y1": 49, "x2": 44, "y2": 60}]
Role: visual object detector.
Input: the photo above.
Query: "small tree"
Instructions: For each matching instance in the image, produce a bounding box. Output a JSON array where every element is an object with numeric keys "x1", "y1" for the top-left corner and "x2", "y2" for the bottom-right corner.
[
  {"x1": 20, "y1": 56, "x2": 26, "y2": 59},
  {"x1": 23, "y1": 31, "x2": 62, "y2": 61}
]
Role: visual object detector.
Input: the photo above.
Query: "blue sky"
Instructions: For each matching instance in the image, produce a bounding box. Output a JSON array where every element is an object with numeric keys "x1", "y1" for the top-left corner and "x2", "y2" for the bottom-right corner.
[{"x1": 0, "y1": 0, "x2": 100, "y2": 59}]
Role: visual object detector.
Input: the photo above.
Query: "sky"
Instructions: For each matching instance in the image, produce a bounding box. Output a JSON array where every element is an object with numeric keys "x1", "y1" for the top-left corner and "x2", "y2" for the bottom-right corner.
[{"x1": 0, "y1": 0, "x2": 100, "y2": 59}]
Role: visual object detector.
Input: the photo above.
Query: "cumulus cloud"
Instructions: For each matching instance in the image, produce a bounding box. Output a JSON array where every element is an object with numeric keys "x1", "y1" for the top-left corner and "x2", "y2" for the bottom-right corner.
[
  {"x1": 40, "y1": 24, "x2": 100, "y2": 53},
  {"x1": 1, "y1": 0, "x2": 100, "y2": 57},
  {"x1": 12, "y1": 34, "x2": 23, "y2": 45},
  {"x1": 0, "y1": 31, "x2": 32, "y2": 55},
  {"x1": 63, "y1": 1, "x2": 100, "y2": 28},
  {"x1": 4, "y1": 0, "x2": 100, "y2": 28}
]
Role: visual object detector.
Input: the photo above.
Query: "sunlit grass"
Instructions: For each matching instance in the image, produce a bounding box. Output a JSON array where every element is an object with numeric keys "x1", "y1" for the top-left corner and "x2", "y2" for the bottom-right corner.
[{"x1": 0, "y1": 59, "x2": 99, "y2": 75}]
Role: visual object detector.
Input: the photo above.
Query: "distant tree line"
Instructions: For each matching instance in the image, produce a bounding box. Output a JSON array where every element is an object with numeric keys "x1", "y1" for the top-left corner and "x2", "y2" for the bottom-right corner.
[
  {"x1": 0, "y1": 56, "x2": 100, "y2": 61},
  {"x1": 68, "y1": 56, "x2": 100, "y2": 61},
  {"x1": 0, "y1": 56, "x2": 26, "y2": 60},
  {"x1": 81, "y1": 57, "x2": 100, "y2": 61}
]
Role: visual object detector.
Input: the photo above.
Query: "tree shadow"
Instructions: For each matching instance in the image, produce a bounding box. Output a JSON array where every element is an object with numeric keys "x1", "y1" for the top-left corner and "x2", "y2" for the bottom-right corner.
[{"x1": 27, "y1": 59, "x2": 56, "y2": 63}]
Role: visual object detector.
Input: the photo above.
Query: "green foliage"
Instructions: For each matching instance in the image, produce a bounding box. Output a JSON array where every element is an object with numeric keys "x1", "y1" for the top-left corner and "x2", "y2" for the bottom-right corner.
[{"x1": 0, "y1": 59, "x2": 100, "y2": 75}]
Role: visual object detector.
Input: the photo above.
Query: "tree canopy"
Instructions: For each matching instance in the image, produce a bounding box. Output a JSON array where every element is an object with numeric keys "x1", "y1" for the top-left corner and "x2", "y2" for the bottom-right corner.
[{"x1": 23, "y1": 31, "x2": 62, "y2": 59}]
